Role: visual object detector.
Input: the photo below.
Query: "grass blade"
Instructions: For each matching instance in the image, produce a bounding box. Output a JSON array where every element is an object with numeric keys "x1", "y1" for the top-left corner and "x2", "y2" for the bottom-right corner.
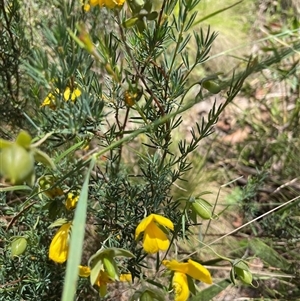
[
  {"x1": 61, "y1": 157, "x2": 96, "y2": 301},
  {"x1": 192, "y1": 0, "x2": 244, "y2": 27}
]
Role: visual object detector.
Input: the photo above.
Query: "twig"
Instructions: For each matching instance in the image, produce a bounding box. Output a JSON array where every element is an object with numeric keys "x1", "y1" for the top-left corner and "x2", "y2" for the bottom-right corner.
[{"x1": 6, "y1": 201, "x2": 37, "y2": 230}]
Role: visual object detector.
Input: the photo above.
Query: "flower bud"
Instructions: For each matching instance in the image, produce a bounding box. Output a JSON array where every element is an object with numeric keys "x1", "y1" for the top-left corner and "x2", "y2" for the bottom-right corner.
[
  {"x1": 191, "y1": 199, "x2": 212, "y2": 220},
  {"x1": 233, "y1": 260, "x2": 253, "y2": 285},
  {"x1": 0, "y1": 144, "x2": 35, "y2": 184},
  {"x1": 124, "y1": 90, "x2": 135, "y2": 107},
  {"x1": 124, "y1": 87, "x2": 143, "y2": 107},
  {"x1": 236, "y1": 268, "x2": 253, "y2": 285},
  {"x1": 201, "y1": 80, "x2": 221, "y2": 94},
  {"x1": 11, "y1": 237, "x2": 27, "y2": 257}
]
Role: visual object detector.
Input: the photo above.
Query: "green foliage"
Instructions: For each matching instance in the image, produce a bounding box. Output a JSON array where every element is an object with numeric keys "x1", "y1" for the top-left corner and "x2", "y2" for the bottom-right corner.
[
  {"x1": 0, "y1": 0, "x2": 30, "y2": 130},
  {"x1": 208, "y1": 1, "x2": 300, "y2": 299},
  {"x1": 1, "y1": 0, "x2": 300, "y2": 300}
]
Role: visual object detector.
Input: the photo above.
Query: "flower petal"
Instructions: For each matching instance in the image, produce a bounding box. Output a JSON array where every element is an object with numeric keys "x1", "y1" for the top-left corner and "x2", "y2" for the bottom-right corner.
[
  {"x1": 104, "y1": 0, "x2": 125, "y2": 8},
  {"x1": 83, "y1": 4, "x2": 91, "y2": 11},
  {"x1": 153, "y1": 214, "x2": 174, "y2": 230},
  {"x1": 41, "y1": 92, "x2": 56, "y2": 109},
  {"x1": 186, "y1": 259, "x2": 212, "y2": 284},
  {"x1": 79, "y1": 265, "x2": 91, "y2": 277},
  {"x1": 142, "y1": 222, "x2": 170, "y2": 253},
  {"x1": 49, "y1": 222, "x2": 71, "y2": 263},
  {"x1": 135, "y1": 213, "x2": 174, "y2": 240},
  {"x1": 120, "y1": 273, "x2": 132, "y2": 282},
  {"x1": 74, "y1": 88, "x2": 81, "y2": 97},
  {"x1": 63, "y1": 87, "x2": 71, "y2": 101},
  {"x1": 70, "y1": 88, "x2": 81, "y2": 101},
  {"x1": 135, "y1": 214, "x2": 155, "y2": 239},
  {"x1": 65, "y1": 193, "x2": 79, "y2": 210},
  {"x1": 163, "y1": 259, "x2": 189, "y2": 274},
  {"x1": 96, "y1": 271, "x2": 112, "y2": 297},
  {"x1": 89, "y1": 0, "x2": 99, "y2": 6},
  {"x1": 173, "y1": 272, "x2": 190, "y2": 301}
]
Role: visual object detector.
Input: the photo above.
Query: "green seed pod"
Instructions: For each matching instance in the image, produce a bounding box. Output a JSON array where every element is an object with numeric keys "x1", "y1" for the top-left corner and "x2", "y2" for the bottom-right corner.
[
  {"x1": 201, "y1": 80, "x2": 221, "y2": 94},
  {"x1": 0, "y1": 144, "x2": 35, "y2": 184},
  {"x1": 235, "y1": 268, "x2": 253, "y2": 285},
  {"x1": 191, "y1": 199, "x2": 212, "y2": 220},
  {"x1": 233, "y1": 260, "x2": 253, "y2": 285},
  {"x1": 11, "y1": 237, "x2": 27, "y2": 257},
  {"x1": 103, "y1": 255, "x2": 119, "y2": 280}
]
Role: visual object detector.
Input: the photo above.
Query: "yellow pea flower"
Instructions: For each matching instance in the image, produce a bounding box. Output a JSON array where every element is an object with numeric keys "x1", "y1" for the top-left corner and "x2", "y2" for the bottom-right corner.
[
  {"x1": 84, "y1": 3, "x2": 91, "y2": 11},
  {"x1": 49, "y1": 222, "x2": 71, "y2": 263},
  {"x1": 79, "y1": 265, "x2": 131, "y2": 297},
  {"x1": 80, "y1": 266, "x2": 112, "y2": 297},
  {"x1": 163, "y1": 259, "x2": 212, "y2": 301},
  {"x1": 135, "y1": 213, "x2": 174, "y2": 254},
  {"x1": 80, "y1": 0, "x2": 91, "y2": 11},
  {"x1": 41, "y1": 89, "x2": 59, "y2": 109},
  {"x1": 41, "y1": 85, "x2": 81, "y2": 109},
  {"x1": 65, "y1": 193, "x2": 79, "y2": 210},
  {"x1": 172, "y1": 272, "x2": 189, "y2": 301},
  {"x1": 163, "y1": 259, "x2": 212, "y2": 284},
  {"x1": 63, "y1": 87, "x2": 81, "y2": 102},
  {"x1": 79, "y1": 265, "x2": 91, "y2": 277},
  {"x1": 119, "y1": 273, "x2": 132, "y2": 282},
  {"x1": 90, "y1": 0, "x2": 125, "y2": 9}
]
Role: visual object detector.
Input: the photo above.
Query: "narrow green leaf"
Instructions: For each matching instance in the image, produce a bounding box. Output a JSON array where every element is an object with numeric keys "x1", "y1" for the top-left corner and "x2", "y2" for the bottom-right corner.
[
  {"x1": 88, "y1": 249, "x2": 104, "y2": 265},
  {"x1": 184, "y1": 11, "x2": 197, "y2": 32},
  {"x1": 112, "y1": 248, "x2": 135, "y2": 258},
  {"x1": 0, "y1": 185, "x2": 32, "y2": 192},
  {"x1": 187, "y1": 275, "x2": 196, "y2": 296},
  {"x1": 48, "y1": 218, "x2": 68, "y2": 229},
  {"x1": 91, "y1": 247, "x2": 135, "y2": 259},
  {"x1": 249, "y1": 238, "x2": 291, "y2": 271},
  {"x1": 189, "y1": 279, "x2": 231, "y2": 301},
  {"x1": 230, "y1": 266, "x2": 236, "y2": 285},
  {"x1": 90, "y1": 258, "x2": 104, "y2": 286},
  {"x1": 61, "y1": 157, "x2": 95, "y2": 301},
  {"x1": 181, "y1": 51, "x2": 190, "y2": 69},
  {"x1": 178, "y1": 34, "x2": 191, "y2": 53},
  {"x1": 192, "y1": 0, "x2": 244, "y2": 27},
  {"x1": 54, "y1": 140, "x2": 85, "y2": 164},
  {"x1": 33, "y1": 148, "x2": 56, "y2": 170}
]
